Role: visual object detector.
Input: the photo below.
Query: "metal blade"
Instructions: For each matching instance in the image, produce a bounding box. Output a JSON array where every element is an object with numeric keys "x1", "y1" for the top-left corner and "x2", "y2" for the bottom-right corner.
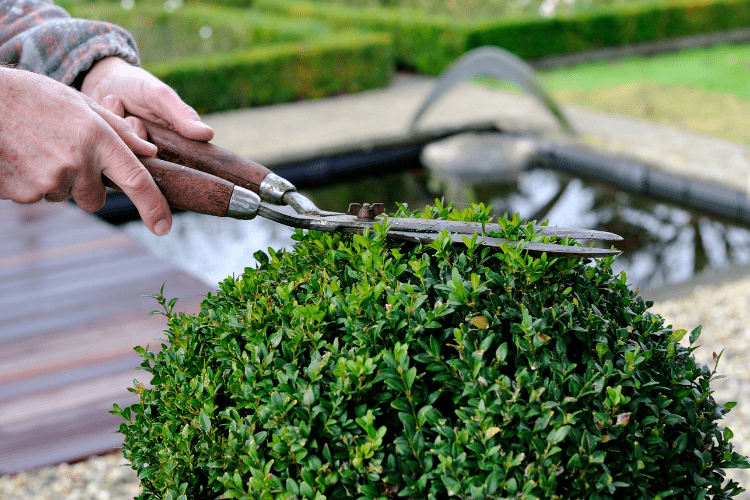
[
  {"x1": 386, "y1": 230, "x2": 620, "y2": 258},
  {"x1": 536, "y1": 226, "x2": 622, "y2": 241},
  {"x1": 258, "y1": 203, "x2": 622, "y2": 243}
]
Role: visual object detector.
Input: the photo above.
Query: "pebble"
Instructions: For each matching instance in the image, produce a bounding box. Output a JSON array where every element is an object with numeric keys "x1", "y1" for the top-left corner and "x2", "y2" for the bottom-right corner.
[{"x1": 0, "y1": 454, "x2": 141, "y2": 500}]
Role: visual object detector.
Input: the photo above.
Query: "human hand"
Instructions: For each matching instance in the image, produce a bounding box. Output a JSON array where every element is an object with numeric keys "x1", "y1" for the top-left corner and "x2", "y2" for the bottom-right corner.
[
  {"x1": 80, "y1": 57, "x2": 214, "y2": 143},
  {"x1": 0, "y1": 66, "x2": 173, "y2": 236}
]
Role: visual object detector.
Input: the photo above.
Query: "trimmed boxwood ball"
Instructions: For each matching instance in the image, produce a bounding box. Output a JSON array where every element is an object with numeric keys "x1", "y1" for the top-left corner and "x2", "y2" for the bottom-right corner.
[{"x1": 115, "y1": 202, "x2": 749, "y2": 499}]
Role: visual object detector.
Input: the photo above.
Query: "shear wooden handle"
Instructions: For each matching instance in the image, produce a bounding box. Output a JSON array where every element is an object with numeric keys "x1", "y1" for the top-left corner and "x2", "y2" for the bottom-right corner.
[
  {"x1": 105, "y1": 157, "x2": 235, "y2": 217},
  {"x1": 142, "y1": 119, "x2": 272, "y2": 194}
]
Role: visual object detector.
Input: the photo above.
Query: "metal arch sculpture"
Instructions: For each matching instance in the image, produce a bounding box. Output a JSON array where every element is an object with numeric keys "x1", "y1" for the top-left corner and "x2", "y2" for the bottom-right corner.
[{"x1": 409, "y1": 46, "x2": 575, "y2": 135}]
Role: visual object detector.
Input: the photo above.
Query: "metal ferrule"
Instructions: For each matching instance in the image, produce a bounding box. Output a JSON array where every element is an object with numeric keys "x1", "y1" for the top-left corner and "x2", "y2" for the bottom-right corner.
[
  {"x1": 259, "y1": 172, "x2": 297, "y2": 203},
  {"x1": 226, "y1": 186, "x2": 261, "y2": 220}
]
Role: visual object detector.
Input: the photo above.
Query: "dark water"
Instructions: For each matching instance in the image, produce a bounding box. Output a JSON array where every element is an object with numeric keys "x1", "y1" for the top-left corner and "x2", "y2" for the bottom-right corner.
[{"x1": 304, "y1": 166, "x2": 750, "y2": 292}]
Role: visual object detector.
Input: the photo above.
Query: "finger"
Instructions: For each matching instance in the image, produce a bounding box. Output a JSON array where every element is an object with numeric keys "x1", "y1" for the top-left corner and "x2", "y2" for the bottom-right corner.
[
  {"x1": 88, "y1": 98, "x2": 157, "y2": 158},
  {"x1": 126, "y1": 116, "x2": 148, "y2": 141},
  {"x1": 41, "y1": 168, "x2": 76, "y2": 205},
  {"x1": 43, "y1": 191, "x2": 71, "y2": 203},
  {"x1": 100, "y1": 94, "x2": 125, "y2": 118},
  {"x1": 101, "y1": 95, "x2": 149, "y2": 143},
  {"x1": 69, "y1": 177, "x2": 106, "y2": 212},
  {"x1": 99, "y1": 149, "x2": 172, "y2": 236}
]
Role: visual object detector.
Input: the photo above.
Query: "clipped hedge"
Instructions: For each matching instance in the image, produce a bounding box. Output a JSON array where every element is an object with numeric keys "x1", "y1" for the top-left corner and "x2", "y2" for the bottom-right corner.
[
  {"x1": 253, "y1": 0, "x2": 471, "y2": 74},
  {"x1": 65, "y1": 2, "x2": 333, "y2": 64},
  {"x1": 254, "y1": 0, "x2": 750, "y2": 74},
  {"x1": 61, "y1": 1, "x2": 394, "y2": 112},
  {"x1": 146, "y1": 32, "x2": 394, "y2": 113},
  {"x1": 467, "y1": 0, "x2": 750, "y2": 60},
  {"x1": 116, "y1": 203, "x2": 749, "y2": 499}
]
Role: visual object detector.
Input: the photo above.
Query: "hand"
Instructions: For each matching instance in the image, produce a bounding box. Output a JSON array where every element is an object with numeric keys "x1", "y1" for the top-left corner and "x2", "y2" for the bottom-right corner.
[
  {"x1": 0, "y1": 66, "x2": 173, "y2": 236},
  {"x1": 80, "y1": 57, "x2": 214, "y2": 143}
]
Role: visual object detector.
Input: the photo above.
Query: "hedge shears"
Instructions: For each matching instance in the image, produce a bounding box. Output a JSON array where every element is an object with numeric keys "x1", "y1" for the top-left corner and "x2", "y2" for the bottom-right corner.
[{"x1": 122, "y1": 121, "x2": 622, "y2": 259}]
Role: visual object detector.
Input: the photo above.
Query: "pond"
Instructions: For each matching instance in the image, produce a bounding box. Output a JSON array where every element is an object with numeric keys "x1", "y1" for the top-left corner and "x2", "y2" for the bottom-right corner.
[{"x1": 122, "y1": 165, "x2": 750, "y2": 292}]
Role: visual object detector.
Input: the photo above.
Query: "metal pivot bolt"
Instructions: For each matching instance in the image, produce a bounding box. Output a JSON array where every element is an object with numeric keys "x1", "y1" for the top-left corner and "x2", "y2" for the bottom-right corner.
[{"x1": 348, "y1": 203, "x2": 385, "y2": 220}]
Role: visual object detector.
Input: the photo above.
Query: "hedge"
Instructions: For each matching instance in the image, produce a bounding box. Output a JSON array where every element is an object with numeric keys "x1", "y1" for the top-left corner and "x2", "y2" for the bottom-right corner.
[
  {"x1": 115, "y1": 203, "x2": 750, "y2": 499},
  {"x1": 61, "y1": 2, "x2": 394, "y2": 112},
  {"x1": 253, "y1": 0, "x2": 750, "y2": 74},
  {"x1": 65, "y1": 2, "x2": 333, "y2": 64},
  {"x1": 145, "y1": 32, "x2": 394, "y2": 113}
]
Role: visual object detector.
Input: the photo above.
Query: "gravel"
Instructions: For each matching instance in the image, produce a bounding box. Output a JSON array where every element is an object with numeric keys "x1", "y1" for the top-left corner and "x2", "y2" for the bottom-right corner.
[{"x1": 0, "y1": 454, "x2": 140, "y2": 500}]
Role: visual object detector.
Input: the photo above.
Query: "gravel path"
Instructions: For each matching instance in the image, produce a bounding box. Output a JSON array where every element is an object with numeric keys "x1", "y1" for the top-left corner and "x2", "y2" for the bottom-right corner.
[{"x1": 0, "y1": 454, "x2": 140, "y2": 499}]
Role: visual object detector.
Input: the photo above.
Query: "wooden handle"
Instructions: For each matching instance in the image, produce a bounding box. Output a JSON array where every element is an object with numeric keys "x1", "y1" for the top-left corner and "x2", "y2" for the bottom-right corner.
[
  {"x1": 142, "y1": 120, "x2": 271, "y2": 194},
  {"x1": 106, "y1": 157, "x2": 234, "y2": 217}
]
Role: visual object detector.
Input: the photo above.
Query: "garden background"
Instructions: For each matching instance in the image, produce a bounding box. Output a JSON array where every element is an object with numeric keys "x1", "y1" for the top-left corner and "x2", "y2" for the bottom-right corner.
[{"x1": 60, "y1": 0, "x2": 750, "y2": 145}]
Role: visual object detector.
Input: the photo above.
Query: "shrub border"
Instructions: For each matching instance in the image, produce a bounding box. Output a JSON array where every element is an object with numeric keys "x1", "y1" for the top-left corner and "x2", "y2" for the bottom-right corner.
[
  {"x1": 253, "y1": 0, "x2": 750, "y2": 74},
  {"x1": 144, "y1": 32, "x2": 395, "y2": 113}
]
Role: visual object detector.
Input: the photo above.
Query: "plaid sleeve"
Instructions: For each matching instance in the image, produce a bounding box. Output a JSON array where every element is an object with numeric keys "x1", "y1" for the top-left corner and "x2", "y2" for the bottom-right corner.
[{"x1": 0, "y1": 0, "x2": 139, "y2": 86}]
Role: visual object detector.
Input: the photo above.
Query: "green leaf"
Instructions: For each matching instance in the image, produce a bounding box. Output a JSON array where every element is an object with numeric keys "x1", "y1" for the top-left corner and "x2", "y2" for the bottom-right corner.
[
  {"x1": 668, "y1": 329, "x2": 687, "y2": 344},
  {"x1": 689, "y1": 325, "x2": 702, "y2": 345},
  {"x1": 674, "y1": 433, "x2": 688, "y2": 454},
  {"x1": 547, "y1": 425, "x2": 571, "y2": 444},
  {"x1": 642, "y1": 416, "x2": 659, "y2": 426},
  {"x1": 286, "y1": 479, "x2": 300, "y2": 495},
  {"x1": 405, "y1": 366, "x2": 417, "y2": 391},
  {"x1": 664, "y1": 414, "x2": 685, "y2": 425},
  {"x1": 567, "y1": 453, "x2": 582, "y2": 469},
  {"x1": 300, "y1": 480, "x2": 314, "y2": 499},
  {"x1": 303, "y1": 386, "x2": 315, "y2": 406},
  {"x1": 199, "y1": 411, "x2": 211, "y2": 432},
  {"x1": 269, "y1": 331, "x2": 283, "y2": 348},
  {"x1": 442, "y1": 476, "x2": 461, "y2": 495}
]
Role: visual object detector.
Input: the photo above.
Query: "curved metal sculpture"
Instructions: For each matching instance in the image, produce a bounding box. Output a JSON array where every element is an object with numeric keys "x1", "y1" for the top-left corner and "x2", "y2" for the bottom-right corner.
[{"x1": 409, "y1": 46, "x2": 575, "y2": 135}]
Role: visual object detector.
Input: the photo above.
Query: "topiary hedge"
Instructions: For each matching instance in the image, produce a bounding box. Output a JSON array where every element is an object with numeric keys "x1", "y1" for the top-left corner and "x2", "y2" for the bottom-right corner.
[
  {"x1": 145, "y1": 31, "x2": 393, "y2": 113},
  {"x1": 60, "y1": 1, "x2": 394, "y2": 112},
  {"x1": 253, "y1": 0, "x2": 750, "y2": 74},
  {"x1": 115, "y1": 202, "x2": 748, "y2": 499},
  {"x1": 65, "y1": 2, "x2": 333, "y2": 64}
]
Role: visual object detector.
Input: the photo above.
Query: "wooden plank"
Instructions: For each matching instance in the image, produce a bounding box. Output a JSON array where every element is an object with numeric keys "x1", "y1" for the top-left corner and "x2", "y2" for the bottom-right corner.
[
  {"x1": 0, "y1": 200, "x2": 215, "y2": 474},
  {"x1": 1, "y1": 314, "x2": 173, "y2": 384},
  {"x1": 0, "y1": 355, "x2": 141, "y2": 403},
  {"x1": 0, "y1": 373, "x2": 140, "y2": 475}
]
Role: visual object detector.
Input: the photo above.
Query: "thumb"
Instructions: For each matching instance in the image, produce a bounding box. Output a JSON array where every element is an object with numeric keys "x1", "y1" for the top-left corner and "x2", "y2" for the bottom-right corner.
[{"x1": 143, "y1": 83, "x2": 214, "y2": 142}]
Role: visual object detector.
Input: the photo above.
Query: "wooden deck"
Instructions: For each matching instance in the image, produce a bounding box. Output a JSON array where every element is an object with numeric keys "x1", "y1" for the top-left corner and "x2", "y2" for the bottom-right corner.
[{"x1": 0, "y1": 200, "x2": 215, "y2": 475}]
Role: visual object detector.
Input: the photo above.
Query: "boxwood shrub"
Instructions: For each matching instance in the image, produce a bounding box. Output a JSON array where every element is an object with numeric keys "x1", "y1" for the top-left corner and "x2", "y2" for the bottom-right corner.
[{"x1": 115, "y1": 202, "x2": 749, "y2": 499}]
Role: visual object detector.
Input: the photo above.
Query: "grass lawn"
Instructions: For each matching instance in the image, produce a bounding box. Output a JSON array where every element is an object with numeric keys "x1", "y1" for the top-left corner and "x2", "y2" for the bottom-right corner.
[{"x1": 535, "y1": 42, "x2": 750, "y2": 144}]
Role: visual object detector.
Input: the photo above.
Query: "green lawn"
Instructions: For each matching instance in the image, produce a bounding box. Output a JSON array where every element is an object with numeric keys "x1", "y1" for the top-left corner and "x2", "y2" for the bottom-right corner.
[{"x1": 535, "y1": 42, "x2": 750, "y2": 143}]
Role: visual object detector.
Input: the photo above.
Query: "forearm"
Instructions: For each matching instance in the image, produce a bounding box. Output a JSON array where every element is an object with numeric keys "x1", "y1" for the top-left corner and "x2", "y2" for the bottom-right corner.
[{"x1": 0, "y1": 0, "x2": 138, "y2": 86}]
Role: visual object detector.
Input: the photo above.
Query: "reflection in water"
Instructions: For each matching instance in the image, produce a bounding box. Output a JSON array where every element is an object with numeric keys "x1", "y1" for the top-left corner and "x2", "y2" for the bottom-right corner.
[
  {"x1": 489, "y1": 169, "x2": 750, "y2": 291},
  {"x1": 123, "y1": 167, "x2": 750, "y2": 291},
  {"x1": 123, "y1": 212, "x2": 295, "y2": 286}
]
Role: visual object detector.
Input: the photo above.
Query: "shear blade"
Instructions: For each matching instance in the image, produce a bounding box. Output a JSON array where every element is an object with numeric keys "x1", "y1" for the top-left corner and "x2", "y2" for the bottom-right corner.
[{"x1": 386, "y1": 230, "x2": 620, "y2": 258}]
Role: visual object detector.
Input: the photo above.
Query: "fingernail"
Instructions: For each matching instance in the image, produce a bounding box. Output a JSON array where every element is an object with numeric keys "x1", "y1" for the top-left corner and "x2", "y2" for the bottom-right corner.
[{"x1": 154, "y1": 218, "x2": 171, "y2": 236}]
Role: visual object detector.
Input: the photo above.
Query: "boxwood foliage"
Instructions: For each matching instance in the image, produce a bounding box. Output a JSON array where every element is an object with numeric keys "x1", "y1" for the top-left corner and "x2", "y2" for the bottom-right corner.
[{"x1": 115, "y1": 202, "x2": 749, "y2": 499}]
